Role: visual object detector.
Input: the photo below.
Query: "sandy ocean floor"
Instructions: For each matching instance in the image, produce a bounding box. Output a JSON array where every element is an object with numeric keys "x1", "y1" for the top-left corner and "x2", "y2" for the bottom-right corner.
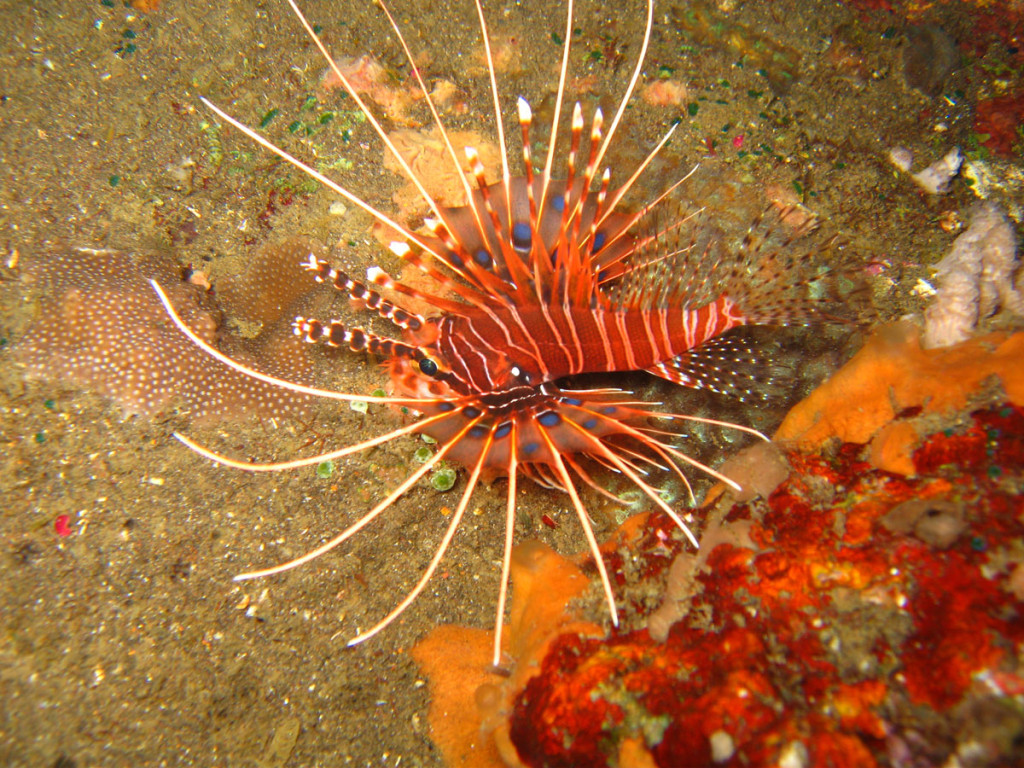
[{"x1": 1, "y1": 0, "x2": 1020, "y2": 765}]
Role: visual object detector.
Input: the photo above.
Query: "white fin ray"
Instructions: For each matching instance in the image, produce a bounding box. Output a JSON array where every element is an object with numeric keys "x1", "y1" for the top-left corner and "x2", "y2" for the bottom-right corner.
[
  {"x1": 149, "y1": 279, "x2": 459, "y2": 407},
  {"x1": 282, "y1": 0, "x2": 471, "y2": 272},
  {"x1": 235, "y1": 419, "x2": 476, "y2": 582}
]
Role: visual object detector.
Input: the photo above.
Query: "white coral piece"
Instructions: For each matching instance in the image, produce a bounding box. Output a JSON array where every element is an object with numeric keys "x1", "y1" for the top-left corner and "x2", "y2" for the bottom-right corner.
[
  {"x1": 923, "y1": 202, "x2": 1024, "y2": 348},
  {"x1": 910, "y1": 146, "x2": 962, "y2": 195}
]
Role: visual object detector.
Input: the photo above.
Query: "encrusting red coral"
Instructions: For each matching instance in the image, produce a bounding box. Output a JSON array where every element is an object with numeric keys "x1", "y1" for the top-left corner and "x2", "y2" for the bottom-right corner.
[
  {"x1": 413, "y1": 324, "x2": 1024, "y2": 767},
  {"x1": 432, "y1": 404, "x2": 1024, "y2": 766},
  {"x1": 974, "y1": 93, "x2": 1024, "y2": 158}
]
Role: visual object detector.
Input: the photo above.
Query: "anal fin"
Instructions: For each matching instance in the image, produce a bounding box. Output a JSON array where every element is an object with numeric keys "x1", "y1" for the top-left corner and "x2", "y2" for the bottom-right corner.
[{"x1": 645, "y1": 333, "x2": 790, "y2": 402}]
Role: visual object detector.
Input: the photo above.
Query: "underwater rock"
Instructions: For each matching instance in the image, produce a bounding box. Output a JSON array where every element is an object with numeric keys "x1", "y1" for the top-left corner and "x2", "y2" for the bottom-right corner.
[
  {"x1": 902, "y1": 25, "x2": 958, "y2": 97},
  {"x1": 923, "y1": 201, "x2": 1023, "y2": 348}
]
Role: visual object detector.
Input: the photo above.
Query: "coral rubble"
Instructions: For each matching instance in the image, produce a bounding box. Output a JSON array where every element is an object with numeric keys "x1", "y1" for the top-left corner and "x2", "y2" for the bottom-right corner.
[
  {"x1": 909, "y1": 146, "x2": 962, "y2": 195},
  {"x1": 923, "y1": 202, "x2": 1023, "y2": 349},
  {"x1": 887, "y1": 145, "x2": 964, "y2": 195}
]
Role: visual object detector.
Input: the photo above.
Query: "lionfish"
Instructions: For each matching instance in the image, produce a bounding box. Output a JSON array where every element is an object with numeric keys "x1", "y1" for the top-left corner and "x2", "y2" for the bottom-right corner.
[{"x1": 152, "y1": 0, "x2": 849, "y2": 665}]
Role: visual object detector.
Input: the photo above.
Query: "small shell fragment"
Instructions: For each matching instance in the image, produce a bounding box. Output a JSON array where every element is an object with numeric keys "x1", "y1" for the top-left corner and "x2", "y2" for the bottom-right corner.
[
  {"x1": 910, "y1": 147, "x2": 962, "y2": 195},
  {"x1": 888, "y1": 146, "x2": 913, "y2": 172}
]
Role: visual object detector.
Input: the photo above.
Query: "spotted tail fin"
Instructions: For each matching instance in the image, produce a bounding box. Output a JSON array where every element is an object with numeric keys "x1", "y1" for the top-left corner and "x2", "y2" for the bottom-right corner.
[
  {"x1": 718, "y1": 205, "x2": 872, "y2": 327},
  {"x1": 618, "y1": 203, "x2": 871, "y2": 326}
]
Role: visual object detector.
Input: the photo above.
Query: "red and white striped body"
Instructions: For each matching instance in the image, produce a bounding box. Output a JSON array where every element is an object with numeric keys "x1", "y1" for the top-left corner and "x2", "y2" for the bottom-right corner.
[{"x1": 433, "y1": 297, "x2": 747, "y2": 393}]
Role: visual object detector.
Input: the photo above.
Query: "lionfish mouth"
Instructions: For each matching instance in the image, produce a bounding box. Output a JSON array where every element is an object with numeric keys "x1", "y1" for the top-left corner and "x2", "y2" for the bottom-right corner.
[{"x1": 151, "y1": 0, "x2": 847, "y2": 665}]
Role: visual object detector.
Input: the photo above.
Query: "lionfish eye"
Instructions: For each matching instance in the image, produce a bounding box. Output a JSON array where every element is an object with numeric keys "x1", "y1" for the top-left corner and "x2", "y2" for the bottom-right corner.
[
  {"x1": 510, "y1": 365, "x2": 531, "y2": 385},
  {"x1": 419, "y1": 357, "x2": 439, "y2": 376}
]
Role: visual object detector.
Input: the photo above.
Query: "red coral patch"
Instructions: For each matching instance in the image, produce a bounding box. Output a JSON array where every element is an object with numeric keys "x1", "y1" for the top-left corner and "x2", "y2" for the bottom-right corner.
[{"x1": 506, "y1": 404, "x2": 1024, "y2": 766}]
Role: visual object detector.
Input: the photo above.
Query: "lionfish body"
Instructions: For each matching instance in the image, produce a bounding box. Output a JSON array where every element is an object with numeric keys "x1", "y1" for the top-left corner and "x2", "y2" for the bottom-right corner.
[
  {"x1": 154, "y1": 0, "x2": 850, "y2": 662},
  {"x1": 302, "y1": 170, "x2": 810, "y2": 481}
]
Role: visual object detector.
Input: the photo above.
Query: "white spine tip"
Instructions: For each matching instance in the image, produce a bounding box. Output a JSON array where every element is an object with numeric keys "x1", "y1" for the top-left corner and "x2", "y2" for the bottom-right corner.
[
  {"x1": 464, "y1": 145, "x2": 479, "y2": 162},
  {"x1": 517, "y1": 97, "x2": 532, "y2": 121},
  {"x1": 389, "y1": 241, "x2": 411, "y2": 257},
  {"x1": 366, "y1": 266, "x2": 388, "y2": 284}
]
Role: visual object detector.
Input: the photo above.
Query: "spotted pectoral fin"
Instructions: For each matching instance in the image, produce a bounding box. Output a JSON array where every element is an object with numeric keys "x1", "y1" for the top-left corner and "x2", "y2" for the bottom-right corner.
[{"x1": 644, "y1": 333, "x2": 790, "y2": 402}]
